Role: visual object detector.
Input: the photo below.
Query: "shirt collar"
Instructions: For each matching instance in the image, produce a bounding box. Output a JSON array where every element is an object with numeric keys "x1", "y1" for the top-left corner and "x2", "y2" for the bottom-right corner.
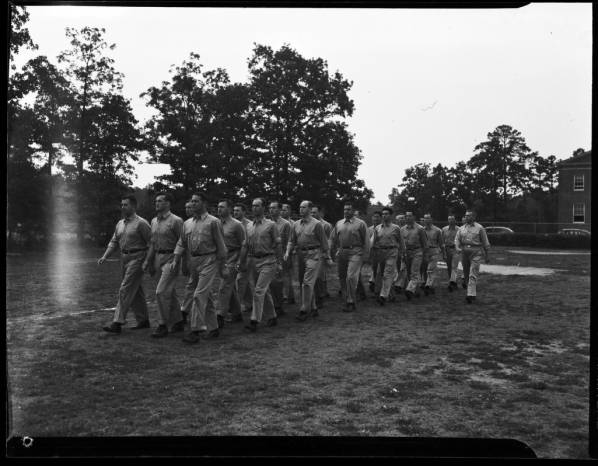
[
  {"x1": 344, "y1": 217, "x2": 354, "y2": 224},
  {"x1": 157, "y1": 211, "x2": 171, "y2": 221},
  {"x1": 300, "y1": 215, "x2": 312, "y2": 224},
  {"x1": 193, "y1": 212, "x2": 209, "y2": 222},
  {"x1": 123, "y1": 214, "x2": 136, "y2": 224}
]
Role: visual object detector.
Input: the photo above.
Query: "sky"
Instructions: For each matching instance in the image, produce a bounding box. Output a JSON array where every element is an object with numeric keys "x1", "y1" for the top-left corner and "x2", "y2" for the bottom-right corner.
[{"x1": 15, "y1": 4, "x2": 592, "y2": 203}]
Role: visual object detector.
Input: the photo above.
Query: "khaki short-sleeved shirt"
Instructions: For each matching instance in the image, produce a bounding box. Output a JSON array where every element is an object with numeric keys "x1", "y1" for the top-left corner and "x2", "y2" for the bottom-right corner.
[
  {"x1": 175, "y1": 213, "x2": 227, "y2": 260},
  {"x1": 289, "y1": 216, "x2": 329, "y2": 251},
  {"x1": 246, "y1": 218, "x2": 280, "y2": 256},
  {"x1": 373, "y1": 222, "x2": 404, "y2": 250},
  {"x1": 329, "y1": 217, "x2": 368, "y2": 252},
  {"x1": 424, "y1": 225, "x2": 444, "y2": 248},
  {"x1": 401, "y1": 223, "x2": 427, "y2": 250},
  {"x1": 150, "y1": 212, "x2": 183, "y2": 251},
  {"x1": 222, "y1": 216, "x2": 246, "y2": 251},
  {"x1": 109, "y1": 214, "x2": 151, "y2": 251},
  {"x1": 442, "y1": 225, "x2": 458, "y2": 247},
  {"x1": 455, "y1": 222, "x2": 491, "y2": 249}
]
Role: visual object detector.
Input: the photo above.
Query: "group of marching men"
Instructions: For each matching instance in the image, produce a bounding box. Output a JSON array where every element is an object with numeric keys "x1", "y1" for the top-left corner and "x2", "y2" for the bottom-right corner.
[{"x1": 98, "y1": 192, "x2": 491, "y2": 344}]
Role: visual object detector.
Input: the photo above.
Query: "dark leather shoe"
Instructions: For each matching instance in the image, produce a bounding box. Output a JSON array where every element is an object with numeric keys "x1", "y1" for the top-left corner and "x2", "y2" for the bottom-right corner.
[
  {"x1": 103, "y1": 322, "x2": 121, "y2": 333},
  {"x1": 131, "y1": 320, "x2": 150, "y2": 330},
  {"x1": 151, "y1": 325, "x2": 168, "y2": 338},
  {"x1": 462, "y1": 282, "x2": 467, "y2": 289},
  {"x1": 171, "y1": 320, "x2": 185, "y2": 333},
  {"x1": 206, "y1": 329, "x2": 220, "y2": 338},
  {"x1": 377, "y1": 296, "x2": 386, "y2": 306},
  {"x1": 244, "y1": 320, "x2": 258, "y2": 332},
  {"x1": 423, "y1": 286, "x2": 430, "y2": 296},
  {"x1": 181, "y1": 311, "x2": 188, "y2": 323},
  {"x1": 275, "y1": 307, "x2": 285, "y2": 317},
  {"x1": 393, "y1": 285, "x2": 402, "y2": 294},
  {"x1": 310, "y1": 308, "x2": 319, "y2": 318},
  {"x1": 404, "y1": 290, "x2": 413, "y2": 301},
  {"x1": 266, "y1": 317, "x2": 278, "y2": 327},
  {"x1": 217, "y1": 315, "x2": 225, "y2": 330},
  {"x1": 466, "y1": 296, "x2": 473, "y2": 304},
  {"x1": 369, "y1": 282, "x2": 375, "y2": 293},
  {"x1": 295, "y1": 312, "x2": 308, "y2": 321},
  {"x1": 226, "y1": 314, "x2": 243, "y2": 323},
  {"x1": 182, "y1": 331, "x2": 200, "y2": 344}
]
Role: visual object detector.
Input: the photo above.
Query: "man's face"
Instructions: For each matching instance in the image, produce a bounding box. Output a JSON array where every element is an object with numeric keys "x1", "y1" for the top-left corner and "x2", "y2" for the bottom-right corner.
[
  {"x1": 344, "y1": 205, "x2": 353, "y2": 219},
  {"x1": 310, "y1": 207, "x2": 319, "y2": 219},
  {"x1": 406, "y1": 213, "x2": 415, "y2": 224},
  {"x1": 299, "y1": 202, "x2": 310, "y2": 218},
  {"x1": 354, "y1": 210, "x2": 361, "y2": 218},
  {"x1": 424, "y1": 217, "x2": 432, "y2": 228},
  {"x1": 448, "y1": 216, "x2": 456, "y2": 226},
  {"x1": 190, "y1": 195, "x2": 203, "y2": 215},
  {"x1": 121, "y1": 199, "x2": 134, "y2": 217},
  {"x1": 218, "y1": 202, "x2": 229, "y2": 218},
  {"x1": 465, "y1": 212, "x2": 474, "y2": 224},
  {"x1": 397, "y1": 215, "x2": 405, "y2": 226},
  {"x1": 373, "y1": 213, "x2": 382, "y2": 225},
  {"x1": 154, "y1": 195, "x2": 168, "y2": 213},
  {"x1": 185, "y1": 203, "x2": 193, "y2": 218},
  {"x1": 269, "y1": 203, "x2": 280, "y2": 218},
  {"x1": 281, "y1": 205, "x2": 291, "y2": 219},
  {"x1": 233, "y1": 206, "x2": 244, "y2": 220},
  {"x1": 252, "y1": 199, "x2": 264, "y2": 217}
]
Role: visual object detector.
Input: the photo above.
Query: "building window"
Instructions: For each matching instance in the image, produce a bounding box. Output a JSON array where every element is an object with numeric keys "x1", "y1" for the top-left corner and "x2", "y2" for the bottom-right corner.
[
  {"x1": 573, "y1": 175, "x2": 584, "y2": 191},
  {"x1": 573, "y1": 203, "x2": 585, "y2": 223}
]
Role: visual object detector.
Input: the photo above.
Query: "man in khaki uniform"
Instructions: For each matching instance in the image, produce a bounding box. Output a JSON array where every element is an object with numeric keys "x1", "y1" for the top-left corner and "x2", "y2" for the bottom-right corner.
[
  {"x1": 141, "y1": 192, "x2": 185, "y2": 338},
  {"x1": 393, "y1": 213, "x2": 408, "y2": 293},
  {"x1": 215, "y1": 199, "x2": 246, "y2": 328},
  {"x1": 367, "y1": 211, "x2": 383, "y2": 295},
  {"x1": 100, "y1": 194, "x2": 152, "y2": 333},
  {"x1": 442, "y1": 215, "x2": 461, "y2": 292},
  {"x1": 329, "y1": 202, "x2": 369, "y2": 312},
  {"x1": 311, "y1": 205, "x2": 333, "y2": 307},
  {"x1": 371, "y1": 207, "x2": 405, "y2": 305},
  {"x1": 460, "y1": 215, "x2": 469, "y2": 289},
  {"x1": 269, "y1": 201, "x2": 291, "y2": 316},
  {"x1": 170, "y1": 193, "x2": 227, "y2": 344},
  {"x1": 422, "y1": 214, "x2": 445, "y2": 295},
  {"x1": 243, "y1": 198, "x2": 283, "y2": 332},
  {"x1": 179, "y1": 201, "x2": 199, "y2": 328},
  {"x1": 286, "y1": 201, "x2": 331, "y2": 321},
  {"x1": 233, "y1": 203, "x2": 253, "y2": 316},
  {"x1": 400, "y1": 211, "x2": 429, "y2": 300},
  {"x1": 455, "y1": 210, "x2": 491, "y2": 303},
  {"x1": 281, "y1": 203, "x2": 296, "y2": 304}
]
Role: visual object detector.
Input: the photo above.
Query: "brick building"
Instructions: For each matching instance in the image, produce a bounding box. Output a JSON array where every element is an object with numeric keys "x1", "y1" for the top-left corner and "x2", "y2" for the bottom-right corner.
[{"x1": 557, "y1": 150, "x2": 591, "y2": 231}]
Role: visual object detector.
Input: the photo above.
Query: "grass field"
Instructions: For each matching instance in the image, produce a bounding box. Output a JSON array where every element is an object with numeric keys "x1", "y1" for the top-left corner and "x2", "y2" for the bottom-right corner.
[{"x1": 6, "y1": 245, "x2": 591, "y2": 458}]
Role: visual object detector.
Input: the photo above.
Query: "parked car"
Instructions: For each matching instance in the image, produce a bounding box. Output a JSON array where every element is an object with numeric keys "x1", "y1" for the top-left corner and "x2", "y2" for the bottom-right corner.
[
  {"x1": 484, "y1": 226, "x2": 515, "y2": 235},
  {"x1": 557, "y1": 228, "x2": 591, "y2": 237}
]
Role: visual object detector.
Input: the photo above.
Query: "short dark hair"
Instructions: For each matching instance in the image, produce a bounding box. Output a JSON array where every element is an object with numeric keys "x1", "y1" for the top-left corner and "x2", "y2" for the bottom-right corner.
[
  {"x1": 122, "y1": 194, "x2": 137, "y2": 207},
  {"x1": 155, "y1": 192, "x2": 173, "y2": 204},
  {"x1": 192, "y1": 192, "x2": 207, "y2": 202},
  {"x1": 269, "y1": 201, "x2": 282, "y2": 209},
  {"x1": 382, "y1": 207, "x2": 393, "y2": 215},
  {"x1": 253, "y1": 197, "x2": 267, "y2": 207},
  {"x1": 282, "y1": 203, "x2": 292, "y2": 210},
  {"x1": 218, "y1": 199, "x2": 232, "y2": 208},
  {"x1": 373, "y1": 210, "x2": 382, "y2": 216},
  {"x1": 234, "y1": 203, "x2": 247, "y2": 212}
]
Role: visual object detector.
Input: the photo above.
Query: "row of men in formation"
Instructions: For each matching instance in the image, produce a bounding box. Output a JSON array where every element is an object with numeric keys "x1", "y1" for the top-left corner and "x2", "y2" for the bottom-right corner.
[{"x1": 99, "y1": 193, "x2": 491, "y2": 344}]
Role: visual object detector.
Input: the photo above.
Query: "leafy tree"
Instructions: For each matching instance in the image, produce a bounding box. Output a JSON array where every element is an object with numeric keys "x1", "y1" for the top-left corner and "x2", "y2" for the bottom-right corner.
[
  {"x1": 528, "y1": 154, "x2": 559, "y2": 193},
  {"x1": 142, "y1": 53, "x2": 255, "y2": 202},
  {"x1": 247, "y1": 44, "x2": 372, "y2": 214},
  {"x1": 57, "y1": 26, "x2": 128, "y2": 240},
  {"x1": 467, "y1": 125, "x2": 536, "y2": 220},
  {"x1": 9, "y1": 4, "x2": 37, "y2": 65}
]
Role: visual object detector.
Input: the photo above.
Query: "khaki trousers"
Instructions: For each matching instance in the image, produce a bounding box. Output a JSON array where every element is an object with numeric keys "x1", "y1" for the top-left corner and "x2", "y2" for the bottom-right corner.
[
  {"x1": 297, "y1": 249, "x2": 321, "y2": 312},
  {"x1": 248, "y1": 257, "x2": 277, "y2": 323},
  {"x1": 187, "y1": 254, "x2": 220, "y2": 332},
  {"x1": 461, "y1": 247, "x2": 483, "y2": 297},
  {"x1": 374, "y1": 248, "x2": 399, "y2": 298},
  {"x1": 216, "y1": 250, "x2": 241, "y2": 317},
  {"x1": 445, "y1": 247, "x2": 462, "y2": 283},
  {"x1": 153, "y1": 253, "x2": 182, "y2": 327},
  {"x1": 424, "y1": 247, "x2": 441, "y2": 288},
  {"x1": 113, "y1": 252, "x2": 149, "y2": 324},
  {"x1": 405, "y1": 249, "x2": 423, "y2": 294},
  {"x1": 337, "y1": 249, "x2": 363, "y2": 304}
]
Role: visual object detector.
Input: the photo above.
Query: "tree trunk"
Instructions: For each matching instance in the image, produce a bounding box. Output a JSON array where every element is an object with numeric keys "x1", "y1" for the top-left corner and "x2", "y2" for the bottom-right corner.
[{"x1": 77, "y1": 80, "x2": 89, "y2": 244}]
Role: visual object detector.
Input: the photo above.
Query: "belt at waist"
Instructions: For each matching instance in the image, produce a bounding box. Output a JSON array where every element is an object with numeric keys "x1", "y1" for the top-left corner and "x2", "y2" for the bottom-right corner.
[
  {"x1": 191, "y1": 250, "x2": 216, "y2": 257},
  {"x1": 249, "y1": 253, "x2": 274, "y2": 258},
  {"x1": 122, "y1": 247, "x2": 148, "y2": 254},
  {"x1": 155, "y1": 249, "x2": 175, "y2": 254},
  {"x1": 374, "y1": 245, "x2": 398, "y2": 249},
  {"x1": 298, "y1": 245, "x2": 319, "y2": 251},
  {"x1": 446, "y1": 245, "x2": 456, "y2": 249},
  {"x1": 463, "y1": 244, "x2": 482, "y2": 248},
  {"x1": 226, "y1": 247, "x2": 241, "y2": 252},
  {"x1": 405, "y1": 246, "x2": 421, "y2": 251},
  {"x1": 340, "y1": 245, "x2": 360, "y2": 249}
]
